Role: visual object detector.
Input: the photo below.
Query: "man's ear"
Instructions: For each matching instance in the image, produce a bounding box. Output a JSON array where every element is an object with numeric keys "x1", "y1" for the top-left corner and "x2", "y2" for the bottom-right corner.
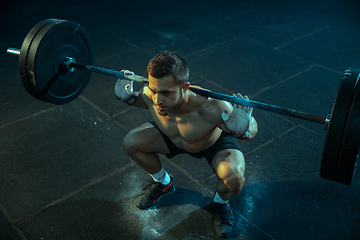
[{"x1": 183, "y1": 82, "x2": 190, "y2": 91}]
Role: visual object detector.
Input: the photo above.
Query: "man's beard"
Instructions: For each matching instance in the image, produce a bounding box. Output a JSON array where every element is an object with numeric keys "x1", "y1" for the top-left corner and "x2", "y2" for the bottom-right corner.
[{"x1": 157, "y1": 90, "x2": 183, "y2": 116}]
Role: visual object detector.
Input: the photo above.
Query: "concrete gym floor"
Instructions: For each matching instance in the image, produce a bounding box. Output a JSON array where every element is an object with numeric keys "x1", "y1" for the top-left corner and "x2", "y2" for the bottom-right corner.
[{"x1": 1, "y1": 0, "x2": 359, "y2": 239}]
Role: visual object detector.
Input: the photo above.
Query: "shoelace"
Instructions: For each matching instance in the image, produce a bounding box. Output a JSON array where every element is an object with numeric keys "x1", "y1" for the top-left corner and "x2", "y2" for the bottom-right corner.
[{"x1": 142, "y1": 181, "x2": 158, "y2": 191}]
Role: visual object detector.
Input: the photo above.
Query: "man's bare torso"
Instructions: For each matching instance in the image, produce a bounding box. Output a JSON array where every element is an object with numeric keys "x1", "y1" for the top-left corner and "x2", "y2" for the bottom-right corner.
[{"x1": 143, "y1": 86, "x2": 232, "y2": 153}]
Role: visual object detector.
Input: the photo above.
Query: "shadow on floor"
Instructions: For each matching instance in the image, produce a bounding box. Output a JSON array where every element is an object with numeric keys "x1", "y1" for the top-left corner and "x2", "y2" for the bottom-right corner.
[{"x1": 14, "y1": 187, "x2": 214, "y2": 240}]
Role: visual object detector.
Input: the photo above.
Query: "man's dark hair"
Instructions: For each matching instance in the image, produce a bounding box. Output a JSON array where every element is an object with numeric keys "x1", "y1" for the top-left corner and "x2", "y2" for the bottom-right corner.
[{"x1": 147, "y1": 51, "x2": 189, "y2": 85}]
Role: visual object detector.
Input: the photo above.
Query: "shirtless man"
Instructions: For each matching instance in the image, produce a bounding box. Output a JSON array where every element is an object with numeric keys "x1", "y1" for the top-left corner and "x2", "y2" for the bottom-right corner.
[{"x1": 115, "y1": 51, "x2": 258, "y2": 238}]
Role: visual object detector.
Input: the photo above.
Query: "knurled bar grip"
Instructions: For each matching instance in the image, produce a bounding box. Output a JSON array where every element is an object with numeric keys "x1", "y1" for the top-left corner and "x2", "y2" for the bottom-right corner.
[{"x1": 69, "y1": 62, "x2": 149, "y2": 83}]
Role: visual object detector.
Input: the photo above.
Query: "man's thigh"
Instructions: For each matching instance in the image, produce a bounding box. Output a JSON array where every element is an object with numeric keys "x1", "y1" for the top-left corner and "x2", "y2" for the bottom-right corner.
[{"x1": 125, "y1": 122, "x2": 170, "y2": 155}]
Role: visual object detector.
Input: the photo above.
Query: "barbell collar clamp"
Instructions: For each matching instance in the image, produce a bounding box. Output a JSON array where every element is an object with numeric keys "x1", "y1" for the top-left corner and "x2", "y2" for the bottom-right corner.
[{"x1": 63, "y1": 57, "x2": 76, "y2": 73}]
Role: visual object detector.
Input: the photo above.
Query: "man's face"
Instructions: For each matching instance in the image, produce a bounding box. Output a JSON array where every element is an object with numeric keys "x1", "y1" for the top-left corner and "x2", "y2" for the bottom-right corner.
[{"x1": 148, "y1": 74, "x2": 184, "y2": 116}]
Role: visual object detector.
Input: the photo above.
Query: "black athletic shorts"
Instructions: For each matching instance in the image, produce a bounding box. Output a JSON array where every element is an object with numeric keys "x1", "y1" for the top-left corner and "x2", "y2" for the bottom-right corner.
[{"x1": 149, "y1": 122, "x2": 243, "y2": 168}]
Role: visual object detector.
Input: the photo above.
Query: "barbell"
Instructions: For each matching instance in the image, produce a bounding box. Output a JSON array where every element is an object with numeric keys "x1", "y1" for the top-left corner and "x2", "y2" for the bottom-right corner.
[{"x1": 6, "y1": 19, "x2": 359, "y2": 186}]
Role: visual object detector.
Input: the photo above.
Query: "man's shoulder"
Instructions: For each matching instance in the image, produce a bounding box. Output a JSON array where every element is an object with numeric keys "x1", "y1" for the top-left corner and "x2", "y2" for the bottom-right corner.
[
  {"x1": 189, "y1": 87, "x2": 230, "y2": 118},
  {"x1": 141, "y1": 86, "x2": 153, "y2": 106}
]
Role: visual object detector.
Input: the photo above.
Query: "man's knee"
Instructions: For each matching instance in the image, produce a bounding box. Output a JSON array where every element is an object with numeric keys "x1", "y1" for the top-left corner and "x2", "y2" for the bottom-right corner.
[
  {"x1": 217, "y1": 161, "x2": 245, "y2": 192},
  {"x1": 122, "y1": 130, "x2": 138, "y2": 156}
]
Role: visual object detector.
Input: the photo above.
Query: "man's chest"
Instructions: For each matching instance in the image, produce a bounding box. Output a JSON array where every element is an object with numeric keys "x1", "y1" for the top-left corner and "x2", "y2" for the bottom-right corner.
[{"x1": 152, "y1": 108, "x2": 218, "y2": 142}]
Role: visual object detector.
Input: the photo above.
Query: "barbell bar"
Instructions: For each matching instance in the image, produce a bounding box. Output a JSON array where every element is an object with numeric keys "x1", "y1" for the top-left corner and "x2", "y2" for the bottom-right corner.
[
  {"x1": 6, "y1": 18, "x2": 359, "y2": 186},
  {"x1": 7, "y1": 47, "x2": 329, "y2": 125}
]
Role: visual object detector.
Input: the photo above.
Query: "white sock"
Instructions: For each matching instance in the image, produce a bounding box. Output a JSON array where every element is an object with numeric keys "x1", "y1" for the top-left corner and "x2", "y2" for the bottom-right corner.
[
  {"x1": 213, "y1": 192, "x2": 228, "y2": 204},
  {"x1": 150, "y1": 166, "x2": 171, "y2": 185}
]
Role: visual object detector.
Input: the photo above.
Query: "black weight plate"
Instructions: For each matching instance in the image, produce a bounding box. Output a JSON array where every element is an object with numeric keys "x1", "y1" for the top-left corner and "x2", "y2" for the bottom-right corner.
[
  {"x1": 26, "y1": 19, "x2": 94, "y2": 104},
  {"x1": 25, "y1": 19, "x2": 62, "y2": 102},
  {"x1": 19, "y1": 19, "x2": 56, "y2": 100},
  {"x1": 336, "y1": 70, "x2": 360, "y2": 185},
  {"x1": 321, "y1": 68, "x2": 359, "y2": 182}
]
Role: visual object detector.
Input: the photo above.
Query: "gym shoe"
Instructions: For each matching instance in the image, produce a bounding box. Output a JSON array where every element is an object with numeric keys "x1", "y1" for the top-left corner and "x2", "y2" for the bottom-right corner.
[
  {"x1": 212, "y1": 202, "x2": 235, "y2": 238},
  {"x1": 134, "y1": 175, "x2": 175, "y2": 209}
]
